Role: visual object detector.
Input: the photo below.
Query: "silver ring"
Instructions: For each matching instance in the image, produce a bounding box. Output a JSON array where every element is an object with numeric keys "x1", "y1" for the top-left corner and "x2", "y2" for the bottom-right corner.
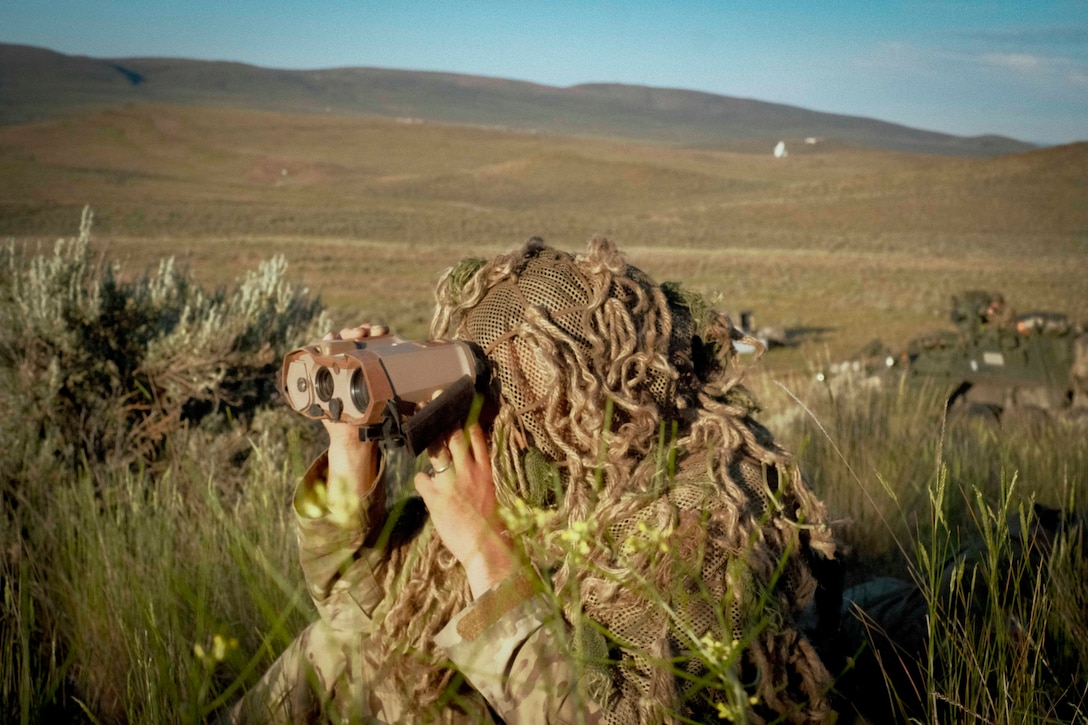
[{"x1": 432, "y1": 461, "x2": 453, "y2": 475}]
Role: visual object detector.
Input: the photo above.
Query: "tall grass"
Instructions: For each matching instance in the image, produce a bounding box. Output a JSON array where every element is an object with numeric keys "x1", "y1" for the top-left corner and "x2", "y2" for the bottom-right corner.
[
  {"x1": 2, "y1": 218, "x2": 1086, "y2": 722},
  {"x1": 760, "y1": 370, "x2": 1088, "y2": 581},
  {"x1": 756, "y1": 369, "x2": 1088, "y2": 722},
  {"x1": 2, "y1": 425, "x2": 320, "y2": 723},
  {"x1": 1, "y1": 211, "x2": 330, "y2": 722}
]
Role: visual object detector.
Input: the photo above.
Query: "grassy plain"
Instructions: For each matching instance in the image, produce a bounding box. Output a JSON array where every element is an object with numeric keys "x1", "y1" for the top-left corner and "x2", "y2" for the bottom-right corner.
[
  {"x1": 2, "y1": 102, "x2": 1086, "y2": 363},
  {"x1": 2, "y1": 103, "x2": 1087, "y2": 721}
]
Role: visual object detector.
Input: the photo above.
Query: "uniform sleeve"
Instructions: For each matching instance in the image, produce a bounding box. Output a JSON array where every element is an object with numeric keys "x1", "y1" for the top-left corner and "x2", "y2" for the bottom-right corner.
[
  {"x1": 292, "y1": 450, "x2": 391, "y2": 632},
  {"x1": 435, "y1": 572, "x2": 617, "y2": 725}
]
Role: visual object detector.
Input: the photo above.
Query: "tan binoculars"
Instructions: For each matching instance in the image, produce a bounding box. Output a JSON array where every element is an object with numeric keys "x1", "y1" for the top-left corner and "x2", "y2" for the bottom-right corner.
[{"x1": 281, "y1": 334, "x2": 489, "y2": 455}]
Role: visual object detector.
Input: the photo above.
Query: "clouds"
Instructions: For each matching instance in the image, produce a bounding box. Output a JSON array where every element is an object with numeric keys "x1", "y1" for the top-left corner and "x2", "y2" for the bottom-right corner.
[
  {"x1": 981, "y1": 52, "x2": 1046, "y2": 72},
  {"x1": 976, "y1": 49, "x2": 1088, "y2": 87},
  {"x1": 951, "y1": 25, "x2": 1088, "y2": 49},
  {"x1": 866, "y1": 31, "x2": 1087, "y2": 86},
  {"x1": 948, "y1": 21, "x2": 1088, "y2": 89}
]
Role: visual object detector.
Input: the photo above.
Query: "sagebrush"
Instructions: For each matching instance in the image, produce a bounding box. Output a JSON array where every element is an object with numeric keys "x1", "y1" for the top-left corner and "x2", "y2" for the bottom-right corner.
[{"x1": 2, "y1": 212, "x2": 1086, "y2": 723}]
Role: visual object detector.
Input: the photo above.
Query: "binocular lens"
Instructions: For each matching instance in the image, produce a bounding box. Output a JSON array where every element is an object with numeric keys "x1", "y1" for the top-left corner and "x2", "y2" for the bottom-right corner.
[
  {"x1": 350, "y1": 368, "x2": 369, "y2": 412},
  {"x1": 314, "y1": 367, "x2": 335, "y2": 402}
]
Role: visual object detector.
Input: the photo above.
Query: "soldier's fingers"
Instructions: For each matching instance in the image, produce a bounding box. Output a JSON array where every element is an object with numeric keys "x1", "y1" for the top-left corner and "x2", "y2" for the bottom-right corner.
[
  {"x1": 324, "y1": 323, "x2": 389, "y2": 342},
  {"x1": 446, "y1": 426, "x2": 471, "y2": 466},
  {"x1": 466, "y1": 423, "x2": 489, "y2": 463},
  {"x1": 414, "y1": 470, "x2": 438, "y2": 496},
  {"x1": 428, "y1": 452, "x2": 454, "y2": 476},
  {"x1": 354, "y1": 323, "x2": 389, "y2": 337},
  {"x1": 425, "y1": 435, "x2": 454, "y2": 473},
  {"x1": 336, "y1": 324, "x2": 390, "y2": 342}
]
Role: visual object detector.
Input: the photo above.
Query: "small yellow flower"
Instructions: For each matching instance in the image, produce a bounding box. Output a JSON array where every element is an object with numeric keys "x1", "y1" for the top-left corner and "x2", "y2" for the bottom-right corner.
[
  {"x1": 558, "y1": 519, "x2": 594, "y2": 560},
  {"x1": 212, "y1": 633, "x2": 237, "y2": 662},
  {"x1": 501, "y1": 498, "x2": 557, "y2": 534},
  {"x1": 194, "y1": 633, "x2": 239, "y2": 668},
  {"x1": 713, "y1": 695, "x2": 760, "y2": 720},
  {"x1": 325, "y1": 474, "x2": 362, "y2": 527},
  {"x1": 622, "y1": 520, "x2": 672, "y2": 556},
  {"x1": 699, "y1": 633, "x2": 741, "y2": 668},
  {"x1": 297, "y1": 480, "x2": 328, "y2": 518}
]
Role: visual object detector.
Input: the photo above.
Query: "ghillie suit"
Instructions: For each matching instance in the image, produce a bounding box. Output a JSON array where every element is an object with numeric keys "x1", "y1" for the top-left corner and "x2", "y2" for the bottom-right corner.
[{"x1": 373, "y1": 237, "x2": 840, "y2": 723}]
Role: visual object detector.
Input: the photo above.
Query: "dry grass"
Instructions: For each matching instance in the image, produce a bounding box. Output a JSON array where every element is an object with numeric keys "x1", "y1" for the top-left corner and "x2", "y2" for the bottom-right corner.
[
  {"x1": 2, "y1": 102, "x2": 1086, "y2": 359},
  {"x1": 1, "y1": 102, "x2": 1086, "y2": 720}
]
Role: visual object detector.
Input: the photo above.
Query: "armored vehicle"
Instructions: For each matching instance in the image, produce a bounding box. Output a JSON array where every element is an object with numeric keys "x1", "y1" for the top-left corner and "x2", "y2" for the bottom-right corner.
[
  {"x1": 732, "y1": 310, "x2": 791, "y2": 354},
  {"x1": 899, "y1": 290, "x2": 1088, "y2": 417}
]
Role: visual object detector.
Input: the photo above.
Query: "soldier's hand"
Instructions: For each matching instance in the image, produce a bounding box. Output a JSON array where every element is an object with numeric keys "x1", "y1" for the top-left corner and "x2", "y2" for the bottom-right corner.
[
  {"x1": 321, "y1": 324, "x2": 389, "y2": 493},
  {"x1": 414, "y1": 423, "x2": 516, "y2": 599}
]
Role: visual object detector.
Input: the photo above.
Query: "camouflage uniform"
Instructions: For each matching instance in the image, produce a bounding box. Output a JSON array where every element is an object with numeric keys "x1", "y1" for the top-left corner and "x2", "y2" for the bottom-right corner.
[
  {"x1": 236, "y1": 239, "x2": 840, "y2": 723},
  {"x1": 231, "y1": 451, "x2": 612, "y2": 724}
]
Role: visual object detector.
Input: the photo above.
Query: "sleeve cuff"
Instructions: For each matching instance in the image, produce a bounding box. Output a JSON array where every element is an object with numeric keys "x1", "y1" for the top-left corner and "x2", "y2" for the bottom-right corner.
[
  {"x1": 291, "y1": 450, "x2": 388, "y2": 602},
  {"x1": 295, "y1": 450, "x2": 332, "y2": 517},
  {"x1": 293, "y1": 449, "x2": 385, "y2": 532},
  {"x1": 435, "y1": 571, "x2": 550, "y2": 654},
  {"x1": 435, "y1": 574, "x2": 612, "y2": 720}
]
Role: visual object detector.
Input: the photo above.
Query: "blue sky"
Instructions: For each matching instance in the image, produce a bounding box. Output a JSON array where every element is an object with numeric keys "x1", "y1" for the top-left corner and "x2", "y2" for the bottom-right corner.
[{"x1": 3, "y1": 1, "x2": 1087, "y2": 145}]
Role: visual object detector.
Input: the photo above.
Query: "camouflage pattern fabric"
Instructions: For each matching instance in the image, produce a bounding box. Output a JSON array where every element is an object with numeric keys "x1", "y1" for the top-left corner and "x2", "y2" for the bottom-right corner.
[
  {"x1": 231, "y1": 452, "x2": 614, "y2": 724},
  {"x1": 435, "y1": 575, "x2": 611, "y2": 723}
]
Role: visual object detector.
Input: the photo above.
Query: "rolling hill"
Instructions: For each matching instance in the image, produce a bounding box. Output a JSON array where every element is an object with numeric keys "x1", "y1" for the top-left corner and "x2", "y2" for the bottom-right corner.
[
  {"x1": 1, "y1": 99, "x2": 1083, "y2": 356},
  {"x1": 1, "y1": 43, "x2": 1083, "y2": 358},
  {"x1": 0, "y1": 42, "x2": 1034, "y2": 157}
]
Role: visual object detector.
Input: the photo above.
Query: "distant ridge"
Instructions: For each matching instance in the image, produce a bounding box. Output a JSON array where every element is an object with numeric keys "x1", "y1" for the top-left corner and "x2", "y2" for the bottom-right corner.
[{"x1": 0, "y1": 43, "x2": 1035, "y2": 157}]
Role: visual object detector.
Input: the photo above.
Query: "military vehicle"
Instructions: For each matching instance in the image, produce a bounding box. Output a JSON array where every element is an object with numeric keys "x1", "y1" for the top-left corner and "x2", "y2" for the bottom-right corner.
[
  {"x1": 732, "y1": 310, "x2": 791, "y2": 354},
  {"x1": 903, "y1": 290, "x2": 1087, "y2": 416},
  {"x1": 821, "y1": 291, "x2": 1088, "y2": 420}
]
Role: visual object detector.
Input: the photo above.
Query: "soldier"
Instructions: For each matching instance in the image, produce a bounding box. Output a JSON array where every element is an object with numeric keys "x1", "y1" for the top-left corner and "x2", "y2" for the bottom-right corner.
[
  {"x1": 984, "y1": 292, "x2": 1016, "y2": 329},
  {"x1": 232, "y1": 237, "x2": 841, "y2": 723}
]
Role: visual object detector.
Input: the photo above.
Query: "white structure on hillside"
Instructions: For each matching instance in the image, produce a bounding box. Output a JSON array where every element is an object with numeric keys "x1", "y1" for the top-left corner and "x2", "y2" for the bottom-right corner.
[{"x1": 773, "y1": 140, "x2": 788, "y2": 158}]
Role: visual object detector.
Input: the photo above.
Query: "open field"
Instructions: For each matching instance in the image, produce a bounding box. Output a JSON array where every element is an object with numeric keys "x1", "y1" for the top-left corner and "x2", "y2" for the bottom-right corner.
[
  {"x1": 2, "y1": 103, "x2": 1086, "y2": 369},
  {"x1": 2, "y1": 101, "x2": 1087, "y2": 722}
]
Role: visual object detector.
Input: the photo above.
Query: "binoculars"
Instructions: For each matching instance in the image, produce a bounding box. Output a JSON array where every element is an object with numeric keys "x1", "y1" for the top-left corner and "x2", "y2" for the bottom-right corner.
[{"x1": 281, "y1": 334, "x2": 489, "y2": 456}]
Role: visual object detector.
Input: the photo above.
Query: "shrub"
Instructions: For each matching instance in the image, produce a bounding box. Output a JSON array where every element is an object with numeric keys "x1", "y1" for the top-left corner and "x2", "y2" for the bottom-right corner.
[
  {"x1": 0, "y1": 207, "x2": 328, "y2": 484},
  {"x1": 2, "y1": 212, "x2": 1086, "y2": 722},
  {"x1": 0, "y1": 208, "x2": 329, "y2": 722}
]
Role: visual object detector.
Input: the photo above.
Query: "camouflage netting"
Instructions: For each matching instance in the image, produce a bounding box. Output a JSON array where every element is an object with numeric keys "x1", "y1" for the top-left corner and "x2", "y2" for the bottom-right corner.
[{"x1": 376, "y1": 237, "x2": 839, "y2": 722}]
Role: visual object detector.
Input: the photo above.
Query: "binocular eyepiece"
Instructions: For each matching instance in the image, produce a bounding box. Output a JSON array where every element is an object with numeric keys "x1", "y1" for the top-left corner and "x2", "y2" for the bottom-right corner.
[{"x1": 281, "y1": 334, "x2": 490, "y2": 456}]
